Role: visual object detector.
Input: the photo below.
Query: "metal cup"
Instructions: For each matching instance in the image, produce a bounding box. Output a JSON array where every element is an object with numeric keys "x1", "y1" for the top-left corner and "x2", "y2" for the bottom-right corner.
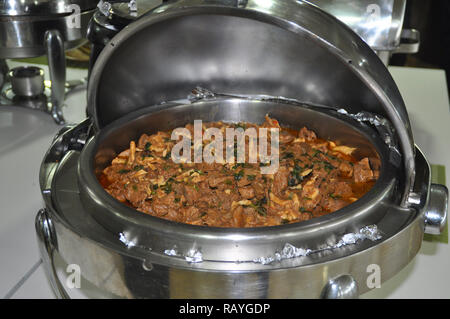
[{"x1": 9, "y1": 66, "x2": 45, "y2": 97}]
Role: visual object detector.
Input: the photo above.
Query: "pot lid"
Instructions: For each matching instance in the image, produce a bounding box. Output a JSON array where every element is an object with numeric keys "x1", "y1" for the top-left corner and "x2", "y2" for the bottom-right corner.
[
  {"x1": 87, "y1": 0, "x2": 416, "y2": 203},
  {"x1": 0, "y1": 0, "x2": 97, "y2": 16}
]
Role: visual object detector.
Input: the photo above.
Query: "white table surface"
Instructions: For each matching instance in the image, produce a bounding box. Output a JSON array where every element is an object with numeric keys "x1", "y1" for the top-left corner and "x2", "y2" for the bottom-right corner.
[{"x1": 0, "y1": 63, "x2": 449, "y2": 299}]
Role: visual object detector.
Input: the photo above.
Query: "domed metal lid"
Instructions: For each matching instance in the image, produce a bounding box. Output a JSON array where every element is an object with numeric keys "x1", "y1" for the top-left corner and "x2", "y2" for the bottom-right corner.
[
  {"x1": 0, "y1": 0, "x2": 97, "y2": 16},
  {"x1": 87, "y1": 0, "x2": 416, "y2": 203}
]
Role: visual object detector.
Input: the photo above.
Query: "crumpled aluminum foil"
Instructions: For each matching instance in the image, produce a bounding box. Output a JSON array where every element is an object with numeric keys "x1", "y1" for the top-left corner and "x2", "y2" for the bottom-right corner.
[
  {"x1": 159, "y1": 225, "x2": 382, "y2": 265},
  {"x1": 118, "y1": 233, "x2": 204, "y2": 263},
  {"x1": 337, "y1": 109, "x2": 401, "y2": 161},
  {"x1": 253, "y1": 225, "x2": 382, "y2": 265},
  {"x1": 118, "y1": 232, "x2": 137, "y2": 249},
  {"x1": 187, "y1": 87, "x2": 401, "y2": 160},
  {"x1": 164, "y1": 246, "x2": 204, "y2": 263}
]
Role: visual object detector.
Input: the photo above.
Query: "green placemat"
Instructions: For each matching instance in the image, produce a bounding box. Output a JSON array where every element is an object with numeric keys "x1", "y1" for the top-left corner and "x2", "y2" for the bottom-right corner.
[{"x1": 423, "y1": 164, "x2": 448, "y2": 244}]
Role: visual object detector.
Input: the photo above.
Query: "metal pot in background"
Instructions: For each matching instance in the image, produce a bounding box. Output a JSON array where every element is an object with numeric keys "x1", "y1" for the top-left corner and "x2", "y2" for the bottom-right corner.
[
  {"x1": 0, "y1": 0, "x2": 97, "y2": 124},
  {"x1": 87, "y1": 0, "x2": 162, "y2": 75}
]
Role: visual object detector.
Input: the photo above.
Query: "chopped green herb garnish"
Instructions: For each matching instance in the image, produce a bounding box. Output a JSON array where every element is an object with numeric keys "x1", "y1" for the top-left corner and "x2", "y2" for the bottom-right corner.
[
  {"x1": 161, "y1": 183, "x2": 172, "y2": 194},
  {"x1": 234, "y1": 169, "x2": 245, "y2": 181},
  {"x1": 118, "y1": 169, "x2": 131, "y2": 174},
  {"x1": 282, "y1": 152, "x2": 294, "y2": 160},
  {"x1": 194, "y1": 169, "x2": 204, "y2": 175},
  {"x1": 324, "y1": 162, "x2": 336, "y2": 173},
  {"x1": 299, "y1": 207, "x2": 312, "y2": 214},
  {"x1": 141, "y1": 151, "x2": 152, "y2": 158},
  {"x1": 312, "y1": 149, "x2": 322, "y2": 157},
  {"x1": 248, "y1": 197, "x2": 267, "y2": 216}
]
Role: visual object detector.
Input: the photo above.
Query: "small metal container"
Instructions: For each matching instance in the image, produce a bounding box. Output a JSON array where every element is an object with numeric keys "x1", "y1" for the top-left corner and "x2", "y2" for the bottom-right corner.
[{"x1": 9, "y1": 66, "x2": 45, "y2": 97}]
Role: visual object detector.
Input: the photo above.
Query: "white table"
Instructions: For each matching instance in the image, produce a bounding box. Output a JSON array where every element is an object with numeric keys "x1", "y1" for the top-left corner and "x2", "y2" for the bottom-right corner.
[{"x1": 0, "y1": 63, "x2": 449, "y2": 298}]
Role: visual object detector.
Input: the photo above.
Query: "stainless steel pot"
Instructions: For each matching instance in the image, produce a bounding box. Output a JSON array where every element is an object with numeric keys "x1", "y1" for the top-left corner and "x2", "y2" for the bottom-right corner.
[
  {"x1": 0, "y1": 0, "x2": 97, "y2": 124},
  {"x1": 0, "y1": 0, "x2": 96, "y2": 59},
  {"x1": 36, "y1": 0, "x2": 447, "y2": 298}
]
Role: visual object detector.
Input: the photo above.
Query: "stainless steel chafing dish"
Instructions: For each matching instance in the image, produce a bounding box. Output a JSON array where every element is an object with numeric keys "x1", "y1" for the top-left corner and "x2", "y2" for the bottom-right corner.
[{"x1": 36, "y1": 0, "x2": 447, "y2": 298}]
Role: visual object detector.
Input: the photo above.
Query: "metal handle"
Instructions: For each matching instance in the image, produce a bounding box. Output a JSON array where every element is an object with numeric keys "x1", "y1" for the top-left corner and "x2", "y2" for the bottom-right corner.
[
  {"x1": 35, "y1": 208, "x2": 70, "y2": 299},
  {"x1": 424, "y1": 184, "x2": 448, "y2": 235},
  {"x1": 45, "y1": 29, "x2": 66, "y2": 125},
  {"x1": 393, "y1": 28, "x2": 420, "y2": 54}
]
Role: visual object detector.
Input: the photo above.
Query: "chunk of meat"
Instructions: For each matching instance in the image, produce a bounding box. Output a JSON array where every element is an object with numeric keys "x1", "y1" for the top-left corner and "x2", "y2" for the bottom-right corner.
[
  {"x1": 183, "y1": 185, "x2": 201, "y2": 205},
  {"x1": 322, "y1": 198, "x2": 348, "y2": 212},
  {"x1": 298, "y1": 127, "x2": 317, "y2": 142},
  {"x1": 207, "y1": 175, "x2": 230, "y2": 188},
  {"x1": 333, "y1": 182, "x2": 353, "y2": 198},
  {"x1": 338, "y1": 161, "x2": 353, "y2": 178},
  {"x1": 353, "y1": 158, "x2": 374, "y2": 183},
  {"x1": 239, "y1": 186, "x2": 255, "y2": 199},
  {"x1": 272, "y1": 166, "x2": 290, "y2": 196},
  {"x1": 232, "y1": 205, "x2": 245, "y2": 227},
  {"x1": 279, "y1": 131, "x2": 295, "y2": 144}
]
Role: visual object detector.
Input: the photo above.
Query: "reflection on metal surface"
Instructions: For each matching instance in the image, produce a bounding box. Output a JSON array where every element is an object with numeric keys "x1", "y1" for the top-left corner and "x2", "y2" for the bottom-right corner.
[
  {"x1": 307, "y1": 0, "x2": 419, "y2": 65},
  {"x1": 307, "y1": 0, "x2": 396, "y2": 50},
  {"x1": 320, "y1": 274, "x2": 359, "y2": 299}
]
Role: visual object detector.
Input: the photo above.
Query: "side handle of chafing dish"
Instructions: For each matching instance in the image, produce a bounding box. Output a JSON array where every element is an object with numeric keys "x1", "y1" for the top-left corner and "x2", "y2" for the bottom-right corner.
[
  {"x1": 393, "y1": 28, "x2": 420, "y2": 55},
  {"x1": 423, "y1": 184, "x2": 448, "y2": 235},
  {"x1": 407, "y1": 147, "x2": 448, "y2": 236},
  {"x1": 45, "y1": 30, "x2": 67, "y2": 126},
  {"x1": 320, "y1": 148, "x2": 448, "y2": 299},
  {"x1": 35, "y1": 208, "x2": 69, "y2": 299},
  {"x1": 35, "y1": 121, "x2": 92, "y2": 299}
]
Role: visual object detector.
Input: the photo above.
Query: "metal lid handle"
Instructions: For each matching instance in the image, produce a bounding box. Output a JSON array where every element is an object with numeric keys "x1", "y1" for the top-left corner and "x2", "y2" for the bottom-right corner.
[{"x1": 424, "y1": 184, "x2": 448, "y2": 235}]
